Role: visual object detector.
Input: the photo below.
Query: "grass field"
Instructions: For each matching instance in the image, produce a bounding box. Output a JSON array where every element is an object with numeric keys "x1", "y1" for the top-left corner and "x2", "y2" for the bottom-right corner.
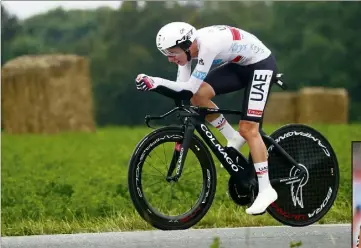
[{"x1": 2, "y1": 124, "x2": 359, "y2": 236}]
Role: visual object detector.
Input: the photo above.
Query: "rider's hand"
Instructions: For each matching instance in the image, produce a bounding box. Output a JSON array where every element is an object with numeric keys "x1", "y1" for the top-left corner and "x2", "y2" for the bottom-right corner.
[{"x1": 135, "y1": 74, "x2": 156, "y2": 91}]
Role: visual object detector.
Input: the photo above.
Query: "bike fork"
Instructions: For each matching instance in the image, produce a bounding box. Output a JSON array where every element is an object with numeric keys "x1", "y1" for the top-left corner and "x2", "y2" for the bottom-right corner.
[{"x1": 166, "y1": 118, "x2": 195, "y2": 182}]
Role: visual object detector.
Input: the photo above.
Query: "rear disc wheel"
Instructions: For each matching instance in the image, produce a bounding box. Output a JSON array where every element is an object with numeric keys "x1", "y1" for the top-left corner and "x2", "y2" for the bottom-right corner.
[{"x1": 264, "y1": 124, "x2": 339, "y2": 226}]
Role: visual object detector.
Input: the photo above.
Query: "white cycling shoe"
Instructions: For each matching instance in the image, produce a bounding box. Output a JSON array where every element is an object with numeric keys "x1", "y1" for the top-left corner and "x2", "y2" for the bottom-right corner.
[{"x1": 246, "y1": 185, "x2": 278, "y2": 215}]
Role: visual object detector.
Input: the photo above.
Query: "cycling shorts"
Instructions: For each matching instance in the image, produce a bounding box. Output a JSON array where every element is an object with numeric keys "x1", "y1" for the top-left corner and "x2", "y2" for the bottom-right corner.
[{"x1": 204, "y1": 54, "x2": 278, "y2": 123}]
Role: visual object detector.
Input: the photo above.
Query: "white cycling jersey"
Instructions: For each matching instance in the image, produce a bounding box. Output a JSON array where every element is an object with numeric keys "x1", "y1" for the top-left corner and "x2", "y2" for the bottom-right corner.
[{"x1": 151, "y1": 25, "x2": 272, "y2": 94}]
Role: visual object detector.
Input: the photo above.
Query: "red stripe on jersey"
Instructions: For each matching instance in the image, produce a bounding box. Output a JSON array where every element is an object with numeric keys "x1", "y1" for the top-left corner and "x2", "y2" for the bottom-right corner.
[
  {"x1": 229, "y1": 27, "x2": 242, "y2": 63},
  {"x1": 229, "y1": 27, "x2": 241, "y2": 41},
  {"x1": 232, "y1": 55, "x2": 242, "y2": 62}
]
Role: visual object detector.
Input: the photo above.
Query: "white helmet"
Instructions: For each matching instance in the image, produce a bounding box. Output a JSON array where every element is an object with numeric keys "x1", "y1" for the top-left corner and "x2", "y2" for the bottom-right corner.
[{"x1": 156, "y1": 22, "x2": 197, "y2": 58}]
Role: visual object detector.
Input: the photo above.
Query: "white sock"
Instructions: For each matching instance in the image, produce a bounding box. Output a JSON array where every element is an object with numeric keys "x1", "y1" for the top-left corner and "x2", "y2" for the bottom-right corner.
[
  {"x1": 209, "y1": 114, "x2": 237, "y2": 140},
  {"x1": 254, "y1": 161, "x2": 271, "y2": 192}
]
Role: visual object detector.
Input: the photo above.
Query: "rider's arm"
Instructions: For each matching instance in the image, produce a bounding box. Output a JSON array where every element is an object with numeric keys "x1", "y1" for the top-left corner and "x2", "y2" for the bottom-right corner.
[
  {"x1": 176, "y1": 61, "x2": 192, "y2": 82},
  {"x1": 151, "y1": 46, "x2": 216, "y2": 94}
]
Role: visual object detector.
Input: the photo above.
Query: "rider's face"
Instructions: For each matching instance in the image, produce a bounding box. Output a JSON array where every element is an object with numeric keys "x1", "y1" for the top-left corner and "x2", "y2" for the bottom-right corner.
[{"x1": 166, "y1": 47, "x2": 188, "y2": 66}]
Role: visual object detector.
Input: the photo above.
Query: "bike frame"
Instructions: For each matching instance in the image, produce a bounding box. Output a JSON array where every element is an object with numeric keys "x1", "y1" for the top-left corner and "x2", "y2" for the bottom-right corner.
[{"x1": 144, "y1": 101, "x2": 307, "y2": 187}]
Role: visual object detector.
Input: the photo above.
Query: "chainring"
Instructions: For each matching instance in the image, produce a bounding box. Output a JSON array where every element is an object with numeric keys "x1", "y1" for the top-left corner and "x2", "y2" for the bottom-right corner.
[{"x1": 227, "y1": 176, "x2": 257, "y2": 206}]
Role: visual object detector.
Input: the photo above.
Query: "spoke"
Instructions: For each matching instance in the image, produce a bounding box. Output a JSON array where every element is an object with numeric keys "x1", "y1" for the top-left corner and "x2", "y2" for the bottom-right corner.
[
  {"x1": 168, "y1": 183, "x2": 174, "y2": 211},
  {"x1": 162, "y1": 143, "x2": 169, "y2": 171},
  {"x1": 178, "y1": 178, "x2": 203, "y2": 187},
  {"x1": 150, "y1": 184, "x2": 163, "y2": 194},
  {"x1": 145, "y1": 180, "x2": 165, "y2": 189},
  {"x1": 152, "y1": 149, "x2": 167, "y2": 166},
  {"x1": 144, "y1": 160, "x2": 165, "y2": 177},
  {"x1": 175, "y1": 182, "x2": 190, "y2": 212},
  {"x1": 143, "y1": 173, "x2": 166, "y2": 179},
  {"x1": 180, "y1": 169, "x2": 200, "y2": 177},
  {"x1": 153, "y1": 148, "x2": 177, "y2": 179}
]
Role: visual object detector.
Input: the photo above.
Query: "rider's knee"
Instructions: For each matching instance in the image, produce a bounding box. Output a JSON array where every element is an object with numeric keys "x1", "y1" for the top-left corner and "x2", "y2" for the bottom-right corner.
[
  {"x1": 191, "y1": 82, "x2": 215, "y2": 106},
  {"x1": 190, "y1": 95, "x2": 202, "y2": 106},
  {"x1": 239, "y1": 120, "x2": 259, "y2": 140}
]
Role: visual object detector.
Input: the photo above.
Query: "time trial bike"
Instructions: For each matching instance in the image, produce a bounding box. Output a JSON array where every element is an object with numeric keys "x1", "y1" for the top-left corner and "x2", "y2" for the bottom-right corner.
[{"x1": 128, "y1": 73, "x2": 339, "y2": 230}]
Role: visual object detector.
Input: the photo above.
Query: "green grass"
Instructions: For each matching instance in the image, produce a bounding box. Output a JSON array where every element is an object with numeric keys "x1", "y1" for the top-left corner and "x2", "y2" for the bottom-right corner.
[
  {"x1": 210, "y1": 237, "x2": 221, "y2": 248},
  {"x1": 1, "y1": 124, "x2": 359, "y2": 236}
]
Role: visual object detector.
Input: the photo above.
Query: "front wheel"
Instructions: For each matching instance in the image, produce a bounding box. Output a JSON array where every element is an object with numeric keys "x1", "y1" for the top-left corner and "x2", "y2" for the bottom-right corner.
[
  {"x1": 128, "y1": 126, "x2": 217, "y2": 230},
  {"x1": 264, "y1": 124, "x2": 339, "y2": 227}
]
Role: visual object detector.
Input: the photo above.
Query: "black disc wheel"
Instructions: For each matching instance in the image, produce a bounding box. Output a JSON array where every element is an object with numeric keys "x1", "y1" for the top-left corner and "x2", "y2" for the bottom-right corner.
[{"x1": 264, "y1": 124, "x2": 339, "y2": 227}]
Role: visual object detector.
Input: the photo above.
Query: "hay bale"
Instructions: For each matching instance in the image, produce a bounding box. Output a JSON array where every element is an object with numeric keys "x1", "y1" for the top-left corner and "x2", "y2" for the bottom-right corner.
[
  {"x1": 297, "y1": 87, "x2": 348, "y2": 124},
  {"x1": 263, "y1": 92, "x2": 298, "y2": 124},
  {"x1": 1, "y1": 54, "x2": 96, "y2": 134}
]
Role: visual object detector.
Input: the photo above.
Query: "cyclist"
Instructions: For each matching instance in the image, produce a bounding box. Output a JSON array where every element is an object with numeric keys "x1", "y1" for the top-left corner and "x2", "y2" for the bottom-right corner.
[{"x1": 135, "y1": 22, "x2": 278, "y2": 215}]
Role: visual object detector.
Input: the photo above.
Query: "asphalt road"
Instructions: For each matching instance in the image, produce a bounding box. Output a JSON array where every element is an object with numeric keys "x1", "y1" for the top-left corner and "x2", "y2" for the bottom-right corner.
[{"x1": 1, "y1": 224, "x2": 351, "y2": 248}]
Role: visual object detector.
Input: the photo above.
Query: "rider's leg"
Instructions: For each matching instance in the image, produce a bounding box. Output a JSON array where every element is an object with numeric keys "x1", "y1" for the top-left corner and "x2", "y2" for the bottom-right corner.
[
  {"x1": 239, "y1": 120, "x2": 277, "y2": 214},
  {"x1": 192, "y1": 62, "x2": 250, "y2": 150},
  {"x1": 240, "y1": 56, "x2": 278, "y2": 215},
  {"x1": 242, "y1": 126, "x2": 278, "y2": 215},
  {"x1": 191, "y1": 82, "x2": 246, "y2": 149}
]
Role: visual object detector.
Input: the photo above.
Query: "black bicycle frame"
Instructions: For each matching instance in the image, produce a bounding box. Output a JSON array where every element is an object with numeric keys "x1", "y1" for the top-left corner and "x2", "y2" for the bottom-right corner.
[{"x1": 145, "y1": 104, "x2": 307, "y2": 186}]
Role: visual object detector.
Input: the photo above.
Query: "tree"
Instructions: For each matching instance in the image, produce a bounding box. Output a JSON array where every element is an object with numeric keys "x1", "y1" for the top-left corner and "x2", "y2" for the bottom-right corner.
[{"x1": 1, "y1": 4, "x2": 22, "y2": 64}]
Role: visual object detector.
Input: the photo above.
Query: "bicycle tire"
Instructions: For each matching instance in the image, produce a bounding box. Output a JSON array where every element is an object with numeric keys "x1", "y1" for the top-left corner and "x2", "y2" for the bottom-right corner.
[
  {"x1": 262, "y1": 124, "x2": 340, "y2": 227},
  {"x1": 128, "y1": 126, "x2": 217, "y2": 230}
]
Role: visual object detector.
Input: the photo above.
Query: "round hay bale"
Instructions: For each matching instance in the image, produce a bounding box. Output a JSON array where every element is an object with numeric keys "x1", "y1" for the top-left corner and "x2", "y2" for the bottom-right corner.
[
  {"x1": 1, "y1": 54, "x2": 96, "y2": 134},
  {"x1": 263, "y1": 92, "x2": 298, "y2": 124},
  {"x1": 297, "y1": 87, "x2": 348, "y2": 124}
]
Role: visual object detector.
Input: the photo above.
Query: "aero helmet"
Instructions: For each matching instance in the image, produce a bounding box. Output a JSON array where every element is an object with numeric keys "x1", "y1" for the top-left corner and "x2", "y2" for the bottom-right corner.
[{"x1": 156, "y1": 22, "x2": 197, "y2": 61}]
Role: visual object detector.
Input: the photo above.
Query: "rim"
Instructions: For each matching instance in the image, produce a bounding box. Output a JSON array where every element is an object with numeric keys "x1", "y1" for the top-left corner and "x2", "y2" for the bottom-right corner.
[{"x1": 136, "y1": 137, "x2": 209, "y2": 220}]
